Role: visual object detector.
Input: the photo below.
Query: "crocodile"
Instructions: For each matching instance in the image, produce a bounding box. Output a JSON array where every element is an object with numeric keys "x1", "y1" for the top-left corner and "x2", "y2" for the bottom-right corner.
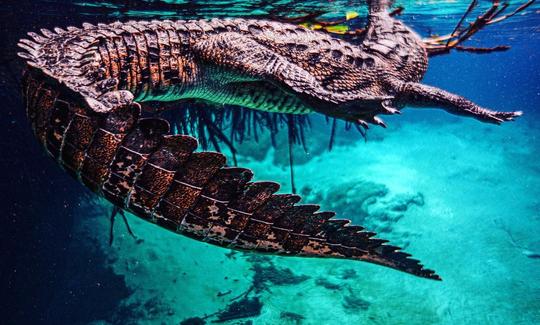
[{"x1": 16, "y1": 0, "x2": 523, "y2": 281}]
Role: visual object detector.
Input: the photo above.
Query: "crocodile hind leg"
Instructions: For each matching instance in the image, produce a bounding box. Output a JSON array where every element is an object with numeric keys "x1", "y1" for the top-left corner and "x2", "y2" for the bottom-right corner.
[{"x1": 396, "y1": 82, "x2": 522, "y2": 124}]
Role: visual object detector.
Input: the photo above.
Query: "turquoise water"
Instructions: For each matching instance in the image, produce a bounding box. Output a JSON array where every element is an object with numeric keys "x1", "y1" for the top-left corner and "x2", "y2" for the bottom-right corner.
[{"x1": 1, "y1": 1, "x2": 539, "y2": 324}]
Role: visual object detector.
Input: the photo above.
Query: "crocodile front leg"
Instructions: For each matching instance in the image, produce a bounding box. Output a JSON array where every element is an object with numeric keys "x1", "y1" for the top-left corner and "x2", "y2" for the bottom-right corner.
[{"x1": 396, "y1": 82, "x2": 522, "y2": 124}]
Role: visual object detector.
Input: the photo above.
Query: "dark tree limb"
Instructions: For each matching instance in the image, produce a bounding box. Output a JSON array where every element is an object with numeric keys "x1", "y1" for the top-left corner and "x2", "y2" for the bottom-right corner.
[
  {"x1": 424, "y1": 0, "x2": 536, "y2": 56},
  {"x1": 271, "y1": 1, "x2": 534, "y2": 56}
]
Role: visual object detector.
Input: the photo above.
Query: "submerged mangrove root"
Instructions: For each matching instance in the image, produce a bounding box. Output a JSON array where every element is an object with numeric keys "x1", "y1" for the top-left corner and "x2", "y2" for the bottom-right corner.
[
  {"x1": 279, "y1": 0, "x2": 535, "y2": 57},
  {"x1": 108, "y1": 205, "x2": 140, "y2": 246}
]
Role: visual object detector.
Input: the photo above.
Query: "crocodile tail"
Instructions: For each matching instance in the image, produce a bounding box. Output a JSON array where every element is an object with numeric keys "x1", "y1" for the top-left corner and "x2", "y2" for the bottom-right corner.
[{"x1": 232, "y1": 194, "x2": 441, "y2": 280}]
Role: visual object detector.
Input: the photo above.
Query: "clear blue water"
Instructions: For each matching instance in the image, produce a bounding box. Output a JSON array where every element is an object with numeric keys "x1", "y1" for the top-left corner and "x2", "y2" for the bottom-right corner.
[{"x1": 1, "y1": 1, "x2": 539, "y2": 324}]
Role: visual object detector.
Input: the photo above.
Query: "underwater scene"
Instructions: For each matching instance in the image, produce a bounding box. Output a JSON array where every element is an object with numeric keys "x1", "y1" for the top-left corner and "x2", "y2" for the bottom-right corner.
[{"x1": 1, "y1": 0, "x2": 539, "y2": 324}]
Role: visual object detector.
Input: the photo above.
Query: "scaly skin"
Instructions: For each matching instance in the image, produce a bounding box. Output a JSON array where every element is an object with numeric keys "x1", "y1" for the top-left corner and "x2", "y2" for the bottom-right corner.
[
  {"x1": 17, "y1": 0, "x2": 521, "y2": 125},
  {"x1": 17, "y1": 0, "x2": 521, "y2": 281}
]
